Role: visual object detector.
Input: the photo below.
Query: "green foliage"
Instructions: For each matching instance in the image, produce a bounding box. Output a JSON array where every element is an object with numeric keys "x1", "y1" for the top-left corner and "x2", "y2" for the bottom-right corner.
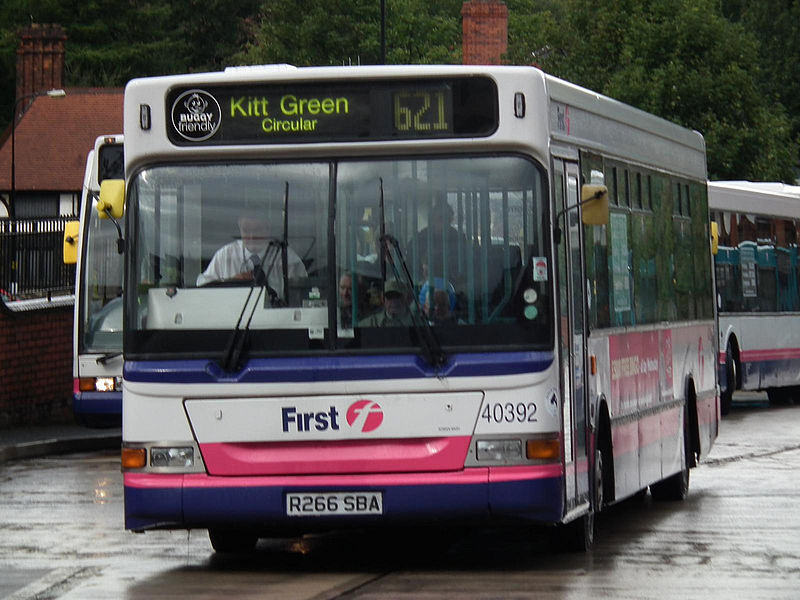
[
  {"x1": 0, "y1": 0, "x2": 258, "y2": 130},
  {"x1": 507, "y1": 0, "x2": 798, "y2": 182},
  {"x1": 0, "y1": 0, "x2": 797, "y2": 180},
  {"x1": 234, "y1": 0, "x2": 461, "y2": 66}
]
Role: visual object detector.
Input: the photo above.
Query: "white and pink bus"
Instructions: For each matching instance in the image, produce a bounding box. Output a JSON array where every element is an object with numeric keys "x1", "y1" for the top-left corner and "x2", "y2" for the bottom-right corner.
[
  {"x1": 709, "y1": 181, "x2": 800, "y2": 413},
  {"x1": 64, "y1": 134, "x2": 124, "y2": 427},
  {"x1": 102, "y1": 64, "x2": 718, "y2": 552}
]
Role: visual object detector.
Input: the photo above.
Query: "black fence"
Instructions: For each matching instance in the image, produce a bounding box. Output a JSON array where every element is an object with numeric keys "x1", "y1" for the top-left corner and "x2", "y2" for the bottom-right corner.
[{"x1": 0, "y1": 217, "x2": 76, "y2": 302}]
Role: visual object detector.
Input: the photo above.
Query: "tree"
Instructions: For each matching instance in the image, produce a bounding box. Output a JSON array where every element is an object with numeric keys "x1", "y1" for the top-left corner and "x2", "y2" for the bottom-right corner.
[
  {"x1": 722, "y1": 0, "x2": 800, "y2": 176},
  {"x1": 0, "y1": 0, "x2": 260, "y2": 131},
  {"x1": 234, "y1": 0, "x2": 461, "y2": 66},
  {"x1": 507, "y1": 0, "x2": 798, "y2": 182}
]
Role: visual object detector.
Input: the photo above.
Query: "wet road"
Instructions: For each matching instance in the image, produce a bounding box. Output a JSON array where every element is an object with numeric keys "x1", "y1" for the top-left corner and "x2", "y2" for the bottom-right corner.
[{"x1": 2, "y1": 395, "x2": 799, "y2": 599}]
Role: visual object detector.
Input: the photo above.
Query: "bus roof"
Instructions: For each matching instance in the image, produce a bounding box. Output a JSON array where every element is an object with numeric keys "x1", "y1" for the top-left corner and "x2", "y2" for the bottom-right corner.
[{"x1": 708, "y1": 180, "x2": 800, "y2": 219}]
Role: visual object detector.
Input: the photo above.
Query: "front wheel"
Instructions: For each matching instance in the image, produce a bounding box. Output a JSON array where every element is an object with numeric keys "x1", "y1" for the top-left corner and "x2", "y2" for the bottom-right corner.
[
  {"x1": 208, "y1": 529, "x2": 259, "y2": 553},
  {"x1": 551, "y1": 511, "x2": 594, "y2": 553},
  {"x1": 720, "y1": 345, "x2": 736, "y2": 416}
]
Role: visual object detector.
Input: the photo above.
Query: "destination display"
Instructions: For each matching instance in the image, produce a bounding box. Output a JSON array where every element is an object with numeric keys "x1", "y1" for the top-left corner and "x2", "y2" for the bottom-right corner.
[{"x1": 166, "y1": 77, "x2": 497, "y2": 145}]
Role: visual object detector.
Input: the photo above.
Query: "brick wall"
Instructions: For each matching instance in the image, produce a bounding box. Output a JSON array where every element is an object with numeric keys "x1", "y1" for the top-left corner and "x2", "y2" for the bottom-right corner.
[
  {"x1": 0, "y1": 305, "x2": 73, "y2": 427},
  {"x1": 461, "y1": 0, "x2": 508, "y2": 65}
]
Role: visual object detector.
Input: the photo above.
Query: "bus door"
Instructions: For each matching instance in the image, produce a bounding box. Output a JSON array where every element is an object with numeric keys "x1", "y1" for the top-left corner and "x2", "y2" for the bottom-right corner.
[{"x1": 553, "y1": 157, "x2": 591, "y2": 514}]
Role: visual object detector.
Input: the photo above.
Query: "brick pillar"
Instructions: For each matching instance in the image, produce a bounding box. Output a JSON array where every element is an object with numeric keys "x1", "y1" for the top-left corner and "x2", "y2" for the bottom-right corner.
[
  {"x1": 461, "y1": 0, "x2": 508, "y2": 65},
  {"x1": 15, "y1": 24, "x2": 67, "y2": 117}
]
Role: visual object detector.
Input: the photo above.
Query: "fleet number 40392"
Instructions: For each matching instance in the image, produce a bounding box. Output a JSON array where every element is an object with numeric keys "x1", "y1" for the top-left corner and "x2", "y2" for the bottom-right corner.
[{"x1": 481, "y1": 402, "x2": 538, "y2": 424}]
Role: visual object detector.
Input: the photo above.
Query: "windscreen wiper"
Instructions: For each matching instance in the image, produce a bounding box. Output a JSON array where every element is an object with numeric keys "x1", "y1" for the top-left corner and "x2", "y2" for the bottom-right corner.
[
  {"x1": 220, "y1": 240, "x2": 277, "y2": 372},
  {"x1": 381, "y1": 233, "x2": 447, "y2": 370},
  {"x1": 377, "y1": 178, "x2": 445, "y2": 369},
  {"x1": 96, "y1": 351, "x2": 122, "y2": 365},
  {"x1": 220, "y1": 183, "x2": 290, "y2": 372}
]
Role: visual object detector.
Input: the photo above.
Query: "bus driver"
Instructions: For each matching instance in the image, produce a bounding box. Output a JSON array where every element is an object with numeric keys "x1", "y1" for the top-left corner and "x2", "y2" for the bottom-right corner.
[{"x1": 196, "y1": 211, "x2": 307, "y2": 297}]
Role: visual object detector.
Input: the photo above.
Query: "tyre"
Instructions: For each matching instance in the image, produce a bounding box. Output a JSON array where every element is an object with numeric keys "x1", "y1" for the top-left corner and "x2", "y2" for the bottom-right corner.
[
  {"x1": 767, "y1": 388, "x2": 792, "y2": 405},
  {"x1": 720, "y1": 345, "x2": 736, "y2": 416},
  {"x1": 551, "y1": 449, "x2": 602, "y2": 552},
  {"x1": 208, "y1": 529, "x2": 259, "y2": 553},
  {"x1": 551, "y1": 512, "x2": 594, "y2": 552}
]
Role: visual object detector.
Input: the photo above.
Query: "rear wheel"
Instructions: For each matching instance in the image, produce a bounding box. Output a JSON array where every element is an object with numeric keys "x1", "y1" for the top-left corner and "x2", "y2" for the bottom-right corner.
[
  {"x1": 208, "y1": 529, "x2": 259, "y2": 553},
  {"x1": 767, "y1": 388, "x2": 793, "y2": 406}
]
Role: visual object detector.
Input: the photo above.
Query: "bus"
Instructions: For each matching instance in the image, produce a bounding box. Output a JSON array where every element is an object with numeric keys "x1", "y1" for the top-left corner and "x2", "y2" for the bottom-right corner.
[
  {"x1": 66, "y1": 135, "x2": 125, "y2": 427},
  {"x1": 104, "y1": 65, "x2": 718, "y2": 552},
  {"x1": 709, "y1": 180, "x2": 800, "y2": 414}
]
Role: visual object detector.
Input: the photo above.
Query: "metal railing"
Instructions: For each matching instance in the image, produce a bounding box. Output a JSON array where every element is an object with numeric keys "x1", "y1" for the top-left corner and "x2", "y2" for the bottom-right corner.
[{"x1": 0, "y1": 217, "x2": 76, "y2": 306}]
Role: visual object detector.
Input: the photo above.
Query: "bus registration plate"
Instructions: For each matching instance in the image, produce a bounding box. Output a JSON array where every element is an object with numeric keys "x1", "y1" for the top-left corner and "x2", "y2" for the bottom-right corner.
[{"x1": 286, "y1": 492, "x2": 383, "y2": 516}]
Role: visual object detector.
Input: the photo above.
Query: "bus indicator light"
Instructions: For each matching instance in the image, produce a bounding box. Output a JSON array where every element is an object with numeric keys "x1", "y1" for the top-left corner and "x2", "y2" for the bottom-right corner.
[
  {"x1": 121, "y1": 447, "x2": 146, "y2": 469},
  {"x1": 526, "y1": 439, "x2": 560, "y2": 461}
]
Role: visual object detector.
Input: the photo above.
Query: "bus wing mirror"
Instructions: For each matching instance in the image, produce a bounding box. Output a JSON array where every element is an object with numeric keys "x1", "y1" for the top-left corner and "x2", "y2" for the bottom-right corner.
[
  {"x1": 581, "y1": 184, "x2": 609, "y2": 225},
  {"x1": 62, "y1": 220, "x2": 80, "y2": 265},
  {"x1": 97, "y1": 179, "x2": 125, "y2": 219}
]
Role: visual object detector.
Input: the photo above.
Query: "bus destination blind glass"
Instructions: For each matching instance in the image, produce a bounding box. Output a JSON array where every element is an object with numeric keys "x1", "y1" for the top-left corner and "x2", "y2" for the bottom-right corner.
[{"x1": 165, "y1": 78, "x2": 497, "y2": 145}]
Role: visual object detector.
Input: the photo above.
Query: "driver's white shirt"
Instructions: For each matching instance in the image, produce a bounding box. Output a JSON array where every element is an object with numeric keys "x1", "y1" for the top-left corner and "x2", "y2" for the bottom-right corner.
[{"x1": 196, "y1": 240, "x2": 307, "y2": 295}]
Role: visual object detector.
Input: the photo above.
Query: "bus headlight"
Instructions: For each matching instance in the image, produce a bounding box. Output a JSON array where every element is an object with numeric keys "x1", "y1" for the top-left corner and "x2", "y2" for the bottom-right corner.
[
  {"x1": 150, "y1": 447, "x2": 194, "y2": 468},
  {"x1": 476, "y1": 439, "x2": 522, "y2": 461}
]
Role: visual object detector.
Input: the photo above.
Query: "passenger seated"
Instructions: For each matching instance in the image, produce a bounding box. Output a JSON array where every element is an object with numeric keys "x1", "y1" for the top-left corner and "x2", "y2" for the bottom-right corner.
[
  {"x1": 419, "y1": 278, "x2": 460, "y2": 325},
  {"x1": 358, "y1": 279, "x2": 412, "y2": 327}
]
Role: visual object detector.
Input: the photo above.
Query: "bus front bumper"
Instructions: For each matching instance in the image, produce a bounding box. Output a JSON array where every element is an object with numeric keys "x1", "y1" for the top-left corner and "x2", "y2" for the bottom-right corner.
[{"x1": 123, "y1": 466, "x2": 564, "y2": 532}]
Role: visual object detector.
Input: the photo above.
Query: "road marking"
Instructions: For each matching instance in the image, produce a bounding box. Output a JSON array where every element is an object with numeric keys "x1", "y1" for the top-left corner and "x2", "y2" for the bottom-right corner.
[{"x1": 4, "y1": 566, "x2": 100, "y2": 600}]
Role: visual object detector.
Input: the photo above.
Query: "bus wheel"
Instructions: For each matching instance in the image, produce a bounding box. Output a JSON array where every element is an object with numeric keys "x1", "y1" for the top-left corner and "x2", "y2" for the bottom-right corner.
[
  {"x1": 551, "y1": 450, "x2": 601, "y2": 553},
  {"x1": 720, "y1": 346, "x2": 736, "y2": 416},
  {"x1": 551, "y1": 511, "x2": 594, "y2": 553},
  {"x1": 651, "y1": 401, "x2": 691, "y2": 501},
  {"x1": 208, "y1": 529, "x2": 259, "y2": 553},
  {"x1": 767, "y1": 388, "x2": 792, "y2": 405}
]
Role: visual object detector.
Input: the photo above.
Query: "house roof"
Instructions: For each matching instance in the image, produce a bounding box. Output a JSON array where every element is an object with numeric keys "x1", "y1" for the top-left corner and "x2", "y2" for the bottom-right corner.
[{"x1": 0, "y1": 88, "x2": 123, "y2": 192}]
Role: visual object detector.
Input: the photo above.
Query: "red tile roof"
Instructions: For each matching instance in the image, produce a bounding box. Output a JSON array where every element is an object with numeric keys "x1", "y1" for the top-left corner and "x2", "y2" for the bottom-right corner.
[{"x1": 0, "y1": 88, "x2": 123, "y2": 192}]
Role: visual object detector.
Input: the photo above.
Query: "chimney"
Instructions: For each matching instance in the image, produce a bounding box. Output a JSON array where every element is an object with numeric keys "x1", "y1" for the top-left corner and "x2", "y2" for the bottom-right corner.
[
  {"x1": 461, "y1": 0, "x2": 508, "y2": 65},
  {"x1": 15, "y1": 24, "x2": 67, "y2": 117}
]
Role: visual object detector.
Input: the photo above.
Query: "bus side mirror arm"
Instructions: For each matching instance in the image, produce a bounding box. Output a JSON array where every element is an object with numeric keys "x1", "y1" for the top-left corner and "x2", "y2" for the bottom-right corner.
[{"x1": 553, "y1": 185, "x2": 609, "y2": 244}]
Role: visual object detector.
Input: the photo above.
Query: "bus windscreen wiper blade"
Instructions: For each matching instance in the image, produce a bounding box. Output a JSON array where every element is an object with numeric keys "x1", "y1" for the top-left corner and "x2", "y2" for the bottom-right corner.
[
  {"x1": 220, "y1": 240, "x2": 276, "y2": 372},
  {"x1": 381, "y1": 233, "x2": 447, "y2": 369},
  {"x1": 220, "y1": 183, "x2": 290, "y2": 372},
  {"x1": 96, "y1": 351, "x2": 122, "y2": 365}
]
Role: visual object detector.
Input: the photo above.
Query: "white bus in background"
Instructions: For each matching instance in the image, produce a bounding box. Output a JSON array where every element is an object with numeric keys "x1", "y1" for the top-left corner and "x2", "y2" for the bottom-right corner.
[
  {"x1": 709, "y1": 180, "x2": 800, "y2": 414},
  {"x1": 66, "y1": 135, "x2": 124, "y2": 427},
  {"x1": 104, "y1": 65, "x2": 718, "y2": 553}
]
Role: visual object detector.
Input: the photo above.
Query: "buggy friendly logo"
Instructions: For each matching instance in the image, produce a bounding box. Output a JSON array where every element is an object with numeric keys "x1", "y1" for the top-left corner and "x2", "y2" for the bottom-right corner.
[
  {"x1": 171, "y1": 89, "x2": 221, "y2": 141},
  {"x1": 281, "y1": 400, "x2": 384, "y2": 434}
]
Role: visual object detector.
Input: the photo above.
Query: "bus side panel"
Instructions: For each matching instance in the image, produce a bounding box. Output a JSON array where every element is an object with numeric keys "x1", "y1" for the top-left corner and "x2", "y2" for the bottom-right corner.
[
  {"x1": 669, "y1": 323, "x2": 718, "y2": 460},
  {"x1": 735, "y1": 314, "x2": 800, "y2": 391},
  {"x1": 591, "y1": 323, "x2": 716, "y2": 501}
]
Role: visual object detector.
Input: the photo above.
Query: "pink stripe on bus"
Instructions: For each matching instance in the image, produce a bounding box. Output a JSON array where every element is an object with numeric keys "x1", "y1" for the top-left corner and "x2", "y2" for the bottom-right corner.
[
  {"x1": 198, "y1": 437, "x2": 473, "y2": 476},
  {"x1": 124, "y1": 464, "x2": 562, "y2": 490},
  {"x1": 739, "y1": 348, "x2": 800, "y2": 362}
]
